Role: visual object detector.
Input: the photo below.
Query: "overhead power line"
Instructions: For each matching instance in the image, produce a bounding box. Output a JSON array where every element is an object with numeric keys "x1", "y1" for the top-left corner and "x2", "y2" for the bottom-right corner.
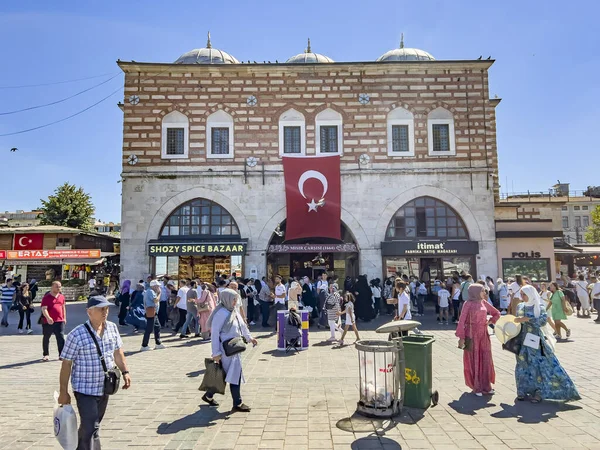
[
  {"x1": 0, "y1": 72, "x2": 121, "y2": 89},
  {"x1": 0, "y1": 73, "x2": 122, "y2": 116},
  {"x1": 0, "y1": 86, "x2": 122, "y2": 137}
]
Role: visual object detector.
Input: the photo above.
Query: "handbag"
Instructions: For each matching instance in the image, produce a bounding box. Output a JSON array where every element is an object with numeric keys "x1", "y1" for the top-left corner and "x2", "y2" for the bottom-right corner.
[
  {"x1": 145, "y1": 306, "x2": 156, "y2": 318},
  {"x1": 502, "y1": 336, "x2": 522, "y2": 355},
  {"x1": 221, "y1": 316, "x2": 247, "y2": 357},
  {"x1": 523, "y1": 332, "x2": 541, "y2": 349},
  {"x1": 462, "y1": 317, "x2": 472, "y2": 351},
  {"x1": 84, "y1": 323, "x2": 121, "y2": 395},
  {"x1": 563, "y1": 299, "x2": 574, "y2": 316},
  {"x1": 198, "y1": 358, "x2": 226, "y2": 395}
]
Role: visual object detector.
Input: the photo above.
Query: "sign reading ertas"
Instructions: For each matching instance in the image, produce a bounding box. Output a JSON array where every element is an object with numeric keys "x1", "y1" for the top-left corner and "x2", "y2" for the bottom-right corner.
[{"x1": 148, "y1": 242, "x2": 247, "y2": 256}]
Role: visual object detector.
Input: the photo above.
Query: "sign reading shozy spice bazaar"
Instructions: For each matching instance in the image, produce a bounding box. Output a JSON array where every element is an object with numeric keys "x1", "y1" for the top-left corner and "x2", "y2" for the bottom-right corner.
[
  {"x1": 148, "y1": 242, "x2": 247, "y2": 256},
  {"x1": 381, "y1": 240, "x2": 479, "y2": 256},
  {"x1": 6, "y1": 249, "x2": 101, "y2": 259}
]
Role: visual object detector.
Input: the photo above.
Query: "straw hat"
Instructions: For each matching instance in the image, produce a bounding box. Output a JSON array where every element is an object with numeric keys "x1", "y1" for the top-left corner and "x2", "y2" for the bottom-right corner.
[{"x1": 494, "y1": 315, "x2": 521, "y2": 344}]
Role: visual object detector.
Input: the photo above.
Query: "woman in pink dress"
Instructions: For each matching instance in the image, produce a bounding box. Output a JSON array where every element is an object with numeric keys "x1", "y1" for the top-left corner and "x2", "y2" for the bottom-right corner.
[
  {"x1": 456, "y1": 283, "x2": 501, "y2": 396},
  {"x1": 198, "y1": 284, "x2": 217, "y2": 340}
]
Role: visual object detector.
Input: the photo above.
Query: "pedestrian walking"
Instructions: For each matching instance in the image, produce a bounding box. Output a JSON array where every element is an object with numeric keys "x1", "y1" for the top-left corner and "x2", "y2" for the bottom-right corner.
[
  {"x1": 549, "y1": 282, "x2": 571, "y2": 339},
  {"x1": 1, "y1": 277, "x2": 16, "y2": 327},
  {"x1": 316, "y1": 273, "x2": 329, "y2": 328},
  {"x1": 508, "y1": 275, "x2": 524, "y2": 316},
  {"x1": 514, "y1": 285, "x2": 580, "y2": 403},
  {"x1": 354, "y1": 275, "x2": 375, "y2": 322},
  {"x1": 574, "y1": 274, "x2": 591, "y2": 317},
  {"x1": 174, "y1": 279, "x2": 189, "y2": 334},
  {"x1": 140, "y1": 280, "x2": 165, "y2": 351},
  {"x1": 339, "y1": 292, "x2": 360, "y2": 346},
  {"x1": 117, "y1": 280, "x2": 131, "y2": 326},
  {"x1": 180, "y1": 281, "x2": 200, "y2": 338},
  {"x1": 29, "y1": 279, "x2": 38, "y2": 303},
  {"x1": 273, "y1": 275, "x2": 287, "y2": 314},
  {"x1": 201, "y1": 289, "x2": 257, "y2": 412},
  {"x1": 58, "y1": 296, "x2": 131, "y2": 450},
  {"x1": 437, "y1": 284, "x2": 450, "y2": 324},
  {"x1": 17, "y1": 283, "x2": 33, "y2": 334},
  {"x1": 257, "y1": 279, "x2": 273, "y2": 327},
  {"x1": 415, "y1": 281, "x2": 427, "y2": 317},
  {"x1": 158, "y1": 276, "x2": 170, "y2": 327},
  {"x1": 539, "y1": 282, "x2": 556, "y2": 334},
  {"x1": 370, "y1": 279, "x2": 382, "y2": 318},
  {"x1": 456, "y1": 284, "x2": 501, "y2": 396},
  {"x1": 325, "y1": 283, "x2": 341, "y2": 342},
  {"x1": 41, "y1": 281, "x2": 66, "y2": 362},
  {"x1": 497, "y1": 278, "x2": 509, "y2": 314},
  {"x1": 198, "y1": 284, "x2": 216, "y2": 340}
]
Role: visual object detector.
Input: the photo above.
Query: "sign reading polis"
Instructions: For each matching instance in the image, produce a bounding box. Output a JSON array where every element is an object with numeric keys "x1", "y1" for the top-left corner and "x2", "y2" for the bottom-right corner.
[
  {"x1": 381, "y1": 240, "x2": 479, "y2": 256},
  {"x1": 148, "y1": 242, "x2": 247, "y2": 256}
]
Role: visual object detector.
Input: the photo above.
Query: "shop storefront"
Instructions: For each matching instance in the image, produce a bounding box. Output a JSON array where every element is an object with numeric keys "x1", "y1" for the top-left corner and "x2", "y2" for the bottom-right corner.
[
  {"x1": 381, "y1": 197, "x2": 479, "y2": 281},
  {"x1": 497, "y1": 239, "x2": 555, "y2": 282}
]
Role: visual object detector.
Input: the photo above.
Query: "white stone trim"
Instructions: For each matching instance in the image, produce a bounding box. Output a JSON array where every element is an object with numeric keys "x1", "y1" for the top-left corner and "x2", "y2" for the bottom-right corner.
[
  {"x1": 161, "y1": 111, "x2": 189, "y2": 159},
  {"x1": 207, "y1": 110, "x2": 234, "y2": 159},
  {"x1": 387, "y1": 107, "x2": 415, "y2": 157},
  {"x1": 315, "y1": 108, "x2": 343, "y2": 156},
  {"x1": 278, "y1": 109, "x2": 306, "y2": 157}
]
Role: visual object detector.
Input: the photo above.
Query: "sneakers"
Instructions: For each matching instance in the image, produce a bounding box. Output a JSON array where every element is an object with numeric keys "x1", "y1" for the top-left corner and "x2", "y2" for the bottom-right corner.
[
  {"x1": 475, "y1": 392, "x2": 483, "y2": 397},
  {"x1": 180, "y1": 334, "x2": 189, "y2": 339},
  {"x1": 249, "y1": 321, "x2": 256, "y2": 326},
  {"x1": 338, "y1": 340, "x2": 345, "y2": 346},
  {"x1": 140, "y1": 346, "x2": 152, "y2": 352},
  {"x1": 27, "y1": 329, "x2": 32, "y2": 334},
  {"x1": 194, "y1": 333, "x2": 201, "y2": 338},
  {"x1": 154, "y1": 344, "x2": 166, "y2": 350},
  {"x1": 202, "y1": 394, "x2": 219, "y2": 407},
  {"x1": 566, "y1": 329, "x2": 571, "y2": 338},
  {"x1": 18, "y1": 329, "x2": 23, "y2": 334},
  {"x1": 327, "y1": 337, "x2": 337, "y2": 342},
  {"x1": 42, "y1": 356, "x2": 49, "y2": 362}
]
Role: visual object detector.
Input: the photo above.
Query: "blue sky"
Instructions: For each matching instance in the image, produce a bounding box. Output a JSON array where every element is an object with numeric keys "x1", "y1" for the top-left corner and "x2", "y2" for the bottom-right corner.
[{"x1": 0, "y1": 1, "x2": 598, "y2": 222}]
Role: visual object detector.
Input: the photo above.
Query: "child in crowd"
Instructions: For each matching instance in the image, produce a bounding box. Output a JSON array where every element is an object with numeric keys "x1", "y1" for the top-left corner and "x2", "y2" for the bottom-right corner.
[
  {"x1": 437, "y1": 284, "x2": 451, "y2": 324},
  {"x1": 338, "y1": 292, "x2": 360, "y2": 346}
]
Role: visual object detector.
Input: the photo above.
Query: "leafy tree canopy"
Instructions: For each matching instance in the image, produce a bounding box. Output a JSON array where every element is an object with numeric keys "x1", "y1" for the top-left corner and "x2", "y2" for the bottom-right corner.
[
  {"x1": 585, "y1": 205, "x2": 600, "y2": 244},
  {"x1": 39, "y1": 183, "x2": 95, "y2": 231}
]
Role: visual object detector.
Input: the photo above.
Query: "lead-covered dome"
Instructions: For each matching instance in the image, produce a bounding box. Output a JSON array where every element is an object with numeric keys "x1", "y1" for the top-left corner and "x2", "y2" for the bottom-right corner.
[
  {"x1": 377, "y1": 34, "x2": 435, "y2": 62},
  {"x1": 286, "y1": 39, "x2": 334, "y2": 63},
  {"x1": 175, "y1": 32, "x2": 240, "y2": 64}
]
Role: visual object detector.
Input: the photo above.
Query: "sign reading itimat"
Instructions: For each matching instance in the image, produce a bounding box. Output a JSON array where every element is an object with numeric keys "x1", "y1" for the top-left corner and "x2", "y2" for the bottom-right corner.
[
  {"x1": 148, "y1": 242, "x2": 247, "y2": 256},
  {"x1": 6, "y1": 249, "x2": 101, "y2": 260},
  {"x1": 380, "y1": 240, "x2": 479, "y2": 256}
]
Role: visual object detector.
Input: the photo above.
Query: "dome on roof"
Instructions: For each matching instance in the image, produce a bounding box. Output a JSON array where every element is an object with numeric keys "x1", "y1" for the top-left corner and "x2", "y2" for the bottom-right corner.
[
  {"x1": 286, "y1": 39, "x2": 334, "y2": 64},
  {"x1": 377, "y1": 34, "x2": 435, "y2": 62},
  {"x1": 174, "y1": 32, "x2": 240, "y2": 64}
]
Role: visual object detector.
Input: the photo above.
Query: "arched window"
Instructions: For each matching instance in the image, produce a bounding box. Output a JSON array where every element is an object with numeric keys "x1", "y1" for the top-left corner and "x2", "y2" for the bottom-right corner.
[
  {"x1": 160, "y1": 199, "x2": 240, "y2": 237},
  {"x1": 207, "y1": 110, "x2": 234, "y2": 159},
  {"x1": 387, "y1": 107, "x2": 415, "y2": 156},
  {"x1": 315, "y1": 108, "x2": 343, "y2": 155},
  {"x1": 427, "y1": 107, "x2": 455, "y2": 156},
  {"x1": 279, "y1": 108, "x2": 306, "y2": 156},
  {"x1": 386, "y1": 197, "x2": 468, "y2": 239},
  {"x1": 162, "y1": 111, "x2": 189, "y2": 159}
]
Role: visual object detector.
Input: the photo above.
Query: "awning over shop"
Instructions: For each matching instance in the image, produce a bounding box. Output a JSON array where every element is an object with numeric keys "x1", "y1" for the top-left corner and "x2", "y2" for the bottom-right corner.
[
  {"x1": 574, "y1": 246, "x2": 600, "y2": 254},
  {"x1": 0, "y1": 249, "x2": 108, "y2": 266}
]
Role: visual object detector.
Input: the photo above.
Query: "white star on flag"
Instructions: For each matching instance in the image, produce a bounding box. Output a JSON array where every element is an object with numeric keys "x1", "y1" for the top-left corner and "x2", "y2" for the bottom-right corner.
[{"x1": 307, "y1": 199, "x2": 318, "y2": 212}]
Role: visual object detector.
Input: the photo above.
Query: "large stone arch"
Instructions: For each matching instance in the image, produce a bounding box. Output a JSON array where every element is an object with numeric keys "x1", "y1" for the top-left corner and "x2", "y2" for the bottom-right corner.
[
  {"x1": 145, "y1": 186, "x2": 252, "y2": 244},
  {"x1": 255, "y1": 206, "x2": 371, "y2": 252},
  {"x1": 374, "y1": 185, "x2": 483, "y2": 246}
]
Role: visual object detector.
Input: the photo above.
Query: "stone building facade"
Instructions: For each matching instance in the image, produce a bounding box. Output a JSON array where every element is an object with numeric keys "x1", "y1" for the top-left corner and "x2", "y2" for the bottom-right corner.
[{"x1": 119, "y1": 38, "x2": 501, "y2": 283}]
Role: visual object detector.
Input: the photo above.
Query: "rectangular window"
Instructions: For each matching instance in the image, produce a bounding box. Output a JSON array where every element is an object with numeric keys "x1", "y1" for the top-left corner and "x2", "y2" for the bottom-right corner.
[
  {"x1": 432, "y1": 124, "x2": 450, "y2": 152},
  {"x1": 562, "y1": 216, "x2": 569, "y2": 228},
  {"x1": 582, "y1": 206, "x2": 589, "y2": 210},
  {"x1": 575, "y1": 216, "x2": 581, "y2": 228},
  {"x1": 320, "y1": 126, "x2": 338, "y2": 153},
  {"x1": 391, "y1": 125, "x2": 409, "y2": 152},
  {"x1": 583, "y1": 216, "x2": 590, "y2": 227},
  {"x1": 166, "y1": 128, "x2": 185, "y2": 155},
  {"x1": 561, "y1": 206, "x2": 568, "y2": 211},
  {"x1": 283, "y1": 126, "x2": 301, "y2": 154},
  {"x1": 574, "y1": 206, "x2": 580, "y2": 210},
  {"x1": 211, "y1": 128, "x2": 230, "y2": 155}
]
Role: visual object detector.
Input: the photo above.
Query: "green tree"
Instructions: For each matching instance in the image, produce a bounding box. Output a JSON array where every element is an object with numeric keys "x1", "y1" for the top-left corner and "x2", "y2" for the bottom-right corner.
[
  {"x1": 39, "y1": 183, "x2": 95, "y2": 231},
  {"x1": 585, "y1": 205, "x2": 600, "y2": 243}
]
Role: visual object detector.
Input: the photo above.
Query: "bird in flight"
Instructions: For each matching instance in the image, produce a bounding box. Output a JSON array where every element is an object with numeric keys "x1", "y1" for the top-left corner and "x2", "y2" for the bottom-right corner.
[{"x1": 10, "y1": 148, "x2": 17, "y2": 152}]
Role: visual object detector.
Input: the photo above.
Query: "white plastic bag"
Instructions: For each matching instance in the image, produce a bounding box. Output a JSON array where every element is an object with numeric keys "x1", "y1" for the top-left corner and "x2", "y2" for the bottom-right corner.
[{"x1": 53, "y1": 391, "x2": 78, "y2": 450}]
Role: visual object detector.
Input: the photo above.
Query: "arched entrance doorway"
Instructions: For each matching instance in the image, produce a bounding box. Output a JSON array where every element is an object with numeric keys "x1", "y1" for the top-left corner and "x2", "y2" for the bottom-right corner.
[
  {"x1": 381, "y1": 196, "x2": 479, "y2": 281},
  {"x1": 266, "y1": 220, "x2": 359, "y2": 281},
  {"x1": 148, "y1": 198, "x2": 247, "y2": 280}
]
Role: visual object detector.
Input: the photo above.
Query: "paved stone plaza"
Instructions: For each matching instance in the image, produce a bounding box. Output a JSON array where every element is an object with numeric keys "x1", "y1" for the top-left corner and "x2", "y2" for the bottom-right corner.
[{"x1": 1, "y1": 303, "x2": 599, "y2": 450}]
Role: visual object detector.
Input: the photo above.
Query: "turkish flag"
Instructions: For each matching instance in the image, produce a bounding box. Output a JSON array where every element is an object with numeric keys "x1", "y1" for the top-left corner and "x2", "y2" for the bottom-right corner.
[
  {"x1": 283, "y1": 155, "x2": 341, "y2": 241},
  {"x1": 13, "y1": 233, "x2": 44, "y2": 250}
]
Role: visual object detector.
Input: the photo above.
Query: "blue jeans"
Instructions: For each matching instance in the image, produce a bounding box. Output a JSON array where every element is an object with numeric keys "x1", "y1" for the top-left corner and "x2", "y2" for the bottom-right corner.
[
  {"x1": 417, "y1": 295, "x2": 425, "y2": 315},
  {"x1": 181, "y1": 311, "x2": 199, "y2": 335},
  {"x1": 1, "y1": 302, "x2": 11, "y2": 325},
  {"x1": 258, "y1": 300, "x2": 271, "y2": 327}
]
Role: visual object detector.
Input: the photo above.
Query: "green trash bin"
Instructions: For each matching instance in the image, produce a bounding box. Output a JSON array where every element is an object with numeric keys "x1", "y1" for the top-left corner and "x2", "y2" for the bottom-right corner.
[{"x1": 402, "y1": 334, "x2": 438, "y2": 409}]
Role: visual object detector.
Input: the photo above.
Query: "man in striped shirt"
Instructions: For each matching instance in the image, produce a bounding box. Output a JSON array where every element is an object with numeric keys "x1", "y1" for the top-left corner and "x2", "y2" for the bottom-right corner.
[{"x1": 1, "y1": 278, "x2": 16, "y2": 327}]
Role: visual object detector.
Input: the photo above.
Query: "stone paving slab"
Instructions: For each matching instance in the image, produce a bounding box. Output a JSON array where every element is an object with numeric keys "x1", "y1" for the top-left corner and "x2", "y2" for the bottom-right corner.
[{"x1": 1, "y1": 302, "x2": 599, "y2": 449}]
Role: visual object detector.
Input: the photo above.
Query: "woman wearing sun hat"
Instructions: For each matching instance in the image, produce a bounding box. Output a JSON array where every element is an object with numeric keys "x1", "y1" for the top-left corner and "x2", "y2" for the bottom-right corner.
[{"x1": 456, "y1": 283, "x2": 501, "y2": 396}]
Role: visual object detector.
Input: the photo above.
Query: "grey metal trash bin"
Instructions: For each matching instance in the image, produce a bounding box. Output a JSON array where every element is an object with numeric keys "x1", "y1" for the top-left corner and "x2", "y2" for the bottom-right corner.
[{"x1": 355, "y1": 340, "x2": 403, "y2": 417}]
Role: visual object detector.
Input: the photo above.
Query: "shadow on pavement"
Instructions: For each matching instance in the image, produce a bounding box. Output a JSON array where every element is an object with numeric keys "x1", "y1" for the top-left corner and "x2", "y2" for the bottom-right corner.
[
  {"x1": 491, "y1": 401, "x2": 581, "y2": 424},
  {"x1": 448, "y1": 392, "x2": 496, "y2": 416},
  {"x1": 157, "y1": 406, "x2": 231, "y2": 434},
  {"x1": 0, "y1": 359, "x2": 43, "y2": 370},
  {"x1": 187, "y1": 369, "x2": 206, "y2": 378},
  {"x1": 351, "y1": 437, "x2": 402, "y2": 449}
]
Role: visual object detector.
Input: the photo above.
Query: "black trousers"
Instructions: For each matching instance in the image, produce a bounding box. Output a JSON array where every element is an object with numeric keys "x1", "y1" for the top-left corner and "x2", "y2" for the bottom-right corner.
[
  {"x1": 247, "y1": 298, "x2": 255, "y2": 322},
  {"x1": 258, "y1": 300, "x2": 270, "y2": 326},
  {"x1": 158, "y1": 301, "x2": 168, "y2": 327},
  {"x1": 142, "y1": 315, "x2": 161, "y2": 348},
  {"x1": 452, "y1": 300, "x2": 461, "y2": 322},
  {"x1": 18, "y1": 309, "x2": 31, "y2": 329},
  {"x1": 42, "y1": 322, "x2": 65, "y2": 357},
  {"x1": 74, "y1": 391, "x2": 109, "y2": 450},
  {"x1": 174, "y1": 308, "x2": 187, "y2": 333}
]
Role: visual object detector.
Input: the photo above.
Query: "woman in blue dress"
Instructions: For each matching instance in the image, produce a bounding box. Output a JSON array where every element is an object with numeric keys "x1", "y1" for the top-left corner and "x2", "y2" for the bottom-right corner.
[{"x1": 514, "y1": 285, "x2": 580, "y2": 403}]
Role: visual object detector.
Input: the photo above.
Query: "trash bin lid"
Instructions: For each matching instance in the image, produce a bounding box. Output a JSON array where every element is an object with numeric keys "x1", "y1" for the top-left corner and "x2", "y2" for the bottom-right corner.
[
  {"x1": 354, "y1": 340, "x2": 400, "y2": 352},
  {"x1": 375, "y1": 319, "x2": 422, "y2": 334}
]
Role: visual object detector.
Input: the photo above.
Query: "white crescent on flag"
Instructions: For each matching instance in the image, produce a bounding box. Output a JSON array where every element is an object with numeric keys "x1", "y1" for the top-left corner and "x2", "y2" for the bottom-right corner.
[
  {"x1": 297, "y1": 170, "x2": 328, "y2": 212},
  {"x1": 18, "y1": 236, "x2": 29, "y2": 247}
]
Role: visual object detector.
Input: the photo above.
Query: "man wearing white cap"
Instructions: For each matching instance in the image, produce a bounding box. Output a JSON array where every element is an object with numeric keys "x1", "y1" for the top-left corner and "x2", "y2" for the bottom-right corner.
[
  {"x1": 58, "y1": 296, "x2": 131, "y2": 450},
  {"x1": 141, "y1": 280, "x2": 165, "y2": 351}
]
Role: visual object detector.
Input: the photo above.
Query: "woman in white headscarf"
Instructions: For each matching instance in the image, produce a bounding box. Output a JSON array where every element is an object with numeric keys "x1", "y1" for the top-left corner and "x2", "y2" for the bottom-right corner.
[
  {"x1": 513, "y1": 285, "x2": 580, "y2": 403},
  {"x1": 201, "y1": 289, "x2": 258, "y2": 412}
]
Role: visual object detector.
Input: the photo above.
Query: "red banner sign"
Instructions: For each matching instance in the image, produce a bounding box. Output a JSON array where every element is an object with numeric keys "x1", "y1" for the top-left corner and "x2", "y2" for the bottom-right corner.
[
  {"x1": 282, "y1": 155, "x2": 341, "y2": 241},
  {"x1": 6, "y1": 249, "x2": 101, "y2": 260},
  {"x1": 13, "y1": 233, "x2": 44, "y2": 250},
  {"x1": 0, "y1": 250, "x2": 5, "y2": 259}
]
